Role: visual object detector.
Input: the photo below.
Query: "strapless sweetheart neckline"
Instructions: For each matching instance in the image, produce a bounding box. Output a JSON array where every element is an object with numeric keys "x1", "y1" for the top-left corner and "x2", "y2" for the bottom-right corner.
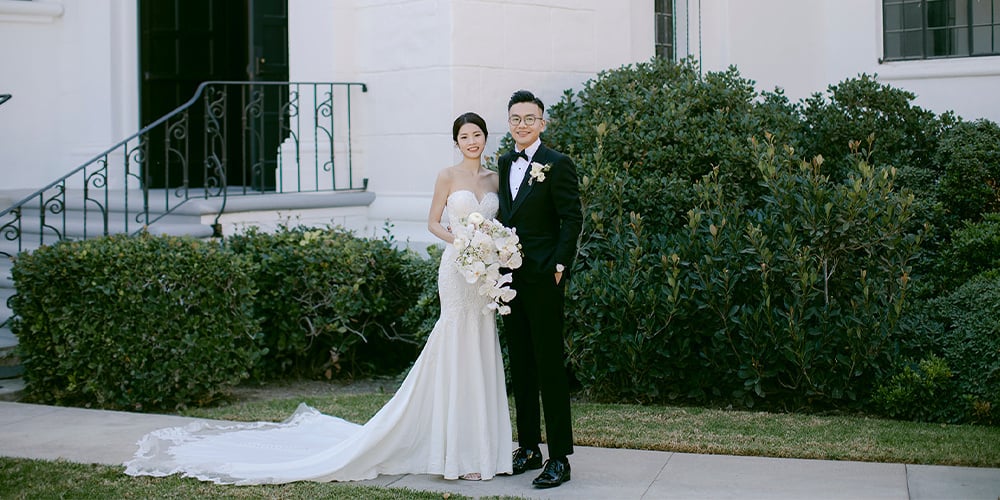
[{"x1": 448, "y1": 190, "x2": 498, "y2": 205}]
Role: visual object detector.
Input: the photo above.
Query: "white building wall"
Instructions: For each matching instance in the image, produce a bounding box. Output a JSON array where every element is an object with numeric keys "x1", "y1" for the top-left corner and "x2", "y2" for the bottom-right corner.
[
  {"x1": 4, "y1": 0, "x2": 997, "y2": 245},
  {"x1": 338, "y1": 0, "x2": 654, "y2": 244},
  {"x1": 0, "y1": 0, "x2": 137, "y2": 191},
  {"x1": 685, "y1": 0, "x2": 1000, "y2": 123}
]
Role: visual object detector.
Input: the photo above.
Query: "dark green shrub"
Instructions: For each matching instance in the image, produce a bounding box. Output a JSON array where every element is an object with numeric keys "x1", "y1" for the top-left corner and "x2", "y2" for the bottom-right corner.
[
  {"x1": 935, "y1": 119, "x2": 1000, "y2": 224},
  {"x1": 797, "y1": 73, "x2": 947, "y2": 184},
  {"x1": 683, "y1": 148, "x2": 923, "y2": 407},
  {"x1": 545, "y1": 57, "x2": 798, "y2": 233},
  {"x1": 566, "y1": 133, "x2": 924, "y2": 407},
  {"x1": 923, "y1": 270, "x2": 1000, "y2": 424},
  {"x1": 10, "y1": 234, "x2": 261, "y2": 411},
  {"x1": 934, "y1": 213, "x2": 1000, "y2": 290},
  {"x1": 226, "y1": 225, "x2": 433, "y2": 380},
  {"x1": 872, "y1": 355, "x2": 961, "y2": 423},
  {"x1": 399, "y1": 243, "x2": 443, "y2": 346},
  {"x1": 551, "y1": 60, "x2": 925, "y2": 409},
  {"x1": 793, "y1": 75, "x2": 964, "y2": 302},
  {"x1": 548, "y1": 59, "x2": 781, "y2": 404}
]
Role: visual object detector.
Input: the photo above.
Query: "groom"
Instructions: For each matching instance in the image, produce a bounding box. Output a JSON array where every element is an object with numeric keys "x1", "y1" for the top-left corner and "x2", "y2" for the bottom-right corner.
[{"x1": 497, "y1": 89, "x2": 582, "y2": 489}]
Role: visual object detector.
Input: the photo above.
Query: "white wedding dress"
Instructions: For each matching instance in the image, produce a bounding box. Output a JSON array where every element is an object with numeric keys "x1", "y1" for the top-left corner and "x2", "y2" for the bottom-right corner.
[{"x1": 123, "y1": 190, "x2": 513, "y2": 484}]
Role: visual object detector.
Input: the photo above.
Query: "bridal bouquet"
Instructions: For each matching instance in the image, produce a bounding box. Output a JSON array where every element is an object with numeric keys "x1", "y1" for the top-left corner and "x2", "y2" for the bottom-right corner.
[{"x1": 452, "y1": 212, "x2": 522, "y2": 315}]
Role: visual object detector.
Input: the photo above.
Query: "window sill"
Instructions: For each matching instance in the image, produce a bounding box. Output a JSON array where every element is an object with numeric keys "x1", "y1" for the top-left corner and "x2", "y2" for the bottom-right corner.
[
  {"x1": 0, "y1": 0, "x2": 64, "y2": 24},
  {"x1": 878, "y1": 56, "x2": 1000, "y2": 81}
]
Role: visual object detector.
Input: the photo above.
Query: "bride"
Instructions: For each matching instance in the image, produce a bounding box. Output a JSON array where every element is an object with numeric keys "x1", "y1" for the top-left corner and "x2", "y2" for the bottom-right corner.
[{"x1": 124, "y1": 112, "x2": 514, "y2": 484}]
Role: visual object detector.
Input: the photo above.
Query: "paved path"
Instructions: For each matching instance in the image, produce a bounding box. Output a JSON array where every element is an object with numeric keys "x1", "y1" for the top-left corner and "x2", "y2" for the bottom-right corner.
[{"x1": 1, "y1": 401, "x2": 998, "y2": 499}]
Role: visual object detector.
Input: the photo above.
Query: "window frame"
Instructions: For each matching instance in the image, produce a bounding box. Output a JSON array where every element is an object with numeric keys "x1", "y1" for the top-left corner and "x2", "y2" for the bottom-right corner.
[
  {"x1": 882, "y1": 0, "x2": 1000, "y2": 61},
  {"x1": 655, "y1": 0, "x2": 675, "y2": 61}
]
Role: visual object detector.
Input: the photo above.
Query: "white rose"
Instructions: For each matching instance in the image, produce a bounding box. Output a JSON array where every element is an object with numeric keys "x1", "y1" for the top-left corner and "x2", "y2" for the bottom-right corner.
[{"x1": 468, "y1": 212, "x2": 485, "y2": 225}]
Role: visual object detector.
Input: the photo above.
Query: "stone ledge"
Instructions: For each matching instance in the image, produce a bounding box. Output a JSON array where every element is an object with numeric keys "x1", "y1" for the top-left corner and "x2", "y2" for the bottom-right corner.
[{"x1": 0, "y1": 0, "x2": 63, "y2": 23}]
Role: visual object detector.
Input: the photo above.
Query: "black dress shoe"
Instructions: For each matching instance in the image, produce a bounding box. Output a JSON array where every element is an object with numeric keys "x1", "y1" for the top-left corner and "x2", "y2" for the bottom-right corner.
[
  {"x1": 532, "y1": 458, "x2": 571, "y2": 488},
  {"x1": 511, "y1": 447, "x2": 543, "y2": 475}
]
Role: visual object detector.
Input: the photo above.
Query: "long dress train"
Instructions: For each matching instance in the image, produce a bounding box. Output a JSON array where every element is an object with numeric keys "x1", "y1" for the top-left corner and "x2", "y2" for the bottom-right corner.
[{"x1": 123, "y1": 190, "x2": 512, "y2": 484}]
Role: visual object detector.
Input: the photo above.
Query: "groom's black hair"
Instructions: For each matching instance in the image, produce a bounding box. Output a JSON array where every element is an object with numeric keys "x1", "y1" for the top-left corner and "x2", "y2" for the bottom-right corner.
[
  {"x1": 508, "y1": 90, "x2": 544, "y2": 113},
  {"x1": 452, "y1": 112, "x2": 488, "y2": 143}
]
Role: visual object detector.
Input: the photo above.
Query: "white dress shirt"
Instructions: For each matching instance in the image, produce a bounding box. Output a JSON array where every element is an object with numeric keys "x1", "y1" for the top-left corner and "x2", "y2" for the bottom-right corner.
[{"x1": 509, "y1": 139, "x2": 541, "y2": 199}]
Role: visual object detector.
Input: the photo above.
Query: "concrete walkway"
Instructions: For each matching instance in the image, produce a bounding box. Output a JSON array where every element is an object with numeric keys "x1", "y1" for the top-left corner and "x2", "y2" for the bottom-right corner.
[{"x1": 1, "y1": 401, "x2": 998, "y2": 499}]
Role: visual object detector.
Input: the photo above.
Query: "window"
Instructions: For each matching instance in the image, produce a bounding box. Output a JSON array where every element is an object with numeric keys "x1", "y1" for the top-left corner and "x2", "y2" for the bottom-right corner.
[
  {"x1": 655, "y1": 0, "x2": 674, "y2": 61},
  {"x1": 883, "y1": 0, "x2": 1000, "y2": 61}
]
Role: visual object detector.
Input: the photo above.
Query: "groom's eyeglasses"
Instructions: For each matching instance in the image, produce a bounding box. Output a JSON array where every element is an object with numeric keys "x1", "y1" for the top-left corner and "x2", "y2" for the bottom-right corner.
[{"x1": 508, "y1": 115, "x2": 542, "y2": 127}]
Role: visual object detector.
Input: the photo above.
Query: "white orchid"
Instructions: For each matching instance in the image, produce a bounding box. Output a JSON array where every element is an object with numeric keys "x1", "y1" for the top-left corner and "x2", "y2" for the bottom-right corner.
[
  {"x1": 461, "y1": 260, "x2": 487, "y2": 284},
  {"x1": 453, "y1": 215, "x2": 523, "y2": 315}
]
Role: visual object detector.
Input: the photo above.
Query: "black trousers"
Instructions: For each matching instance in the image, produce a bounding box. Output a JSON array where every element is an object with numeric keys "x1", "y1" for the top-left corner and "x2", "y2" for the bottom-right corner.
[{"x1": 502, "y1": 273, "x2": 574, "y2": 459}]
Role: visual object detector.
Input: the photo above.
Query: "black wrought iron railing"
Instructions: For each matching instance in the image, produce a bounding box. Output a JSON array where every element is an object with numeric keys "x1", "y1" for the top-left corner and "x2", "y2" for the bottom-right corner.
[{"x1": 0, "y1": 81, "x2": 367, "y2": 258}]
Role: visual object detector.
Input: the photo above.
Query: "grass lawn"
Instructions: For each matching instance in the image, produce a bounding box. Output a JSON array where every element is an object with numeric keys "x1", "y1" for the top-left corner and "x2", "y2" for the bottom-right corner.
[
  {"x1": 2, "y1": 379, "x2": 998, "y2": 499},
  {"x1": 182, "y1": 388, "x2": 1000, "y2": 468}
]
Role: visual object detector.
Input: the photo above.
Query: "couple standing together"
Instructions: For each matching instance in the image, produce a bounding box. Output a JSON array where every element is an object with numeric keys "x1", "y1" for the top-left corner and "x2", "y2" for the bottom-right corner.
[{"x1": 124, "y1": 90, "x2": 583, "y2": 489}]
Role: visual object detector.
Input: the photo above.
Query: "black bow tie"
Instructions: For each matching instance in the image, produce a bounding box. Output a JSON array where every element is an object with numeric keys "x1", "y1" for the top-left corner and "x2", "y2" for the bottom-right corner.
[{"x1": 514, "y1": 150, "x2": 530, "y2": 162}]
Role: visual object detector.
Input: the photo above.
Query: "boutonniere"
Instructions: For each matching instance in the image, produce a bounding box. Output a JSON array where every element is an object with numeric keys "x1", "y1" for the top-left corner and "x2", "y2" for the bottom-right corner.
[{"x1": 528, "y1": 162, "x2": 551, "y2": 185}]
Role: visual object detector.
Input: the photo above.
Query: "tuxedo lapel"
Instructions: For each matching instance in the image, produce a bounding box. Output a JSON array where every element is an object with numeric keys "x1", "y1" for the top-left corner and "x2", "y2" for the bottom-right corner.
[
  {"x1": 498, "y1": 153, "x2": 513, "y2": 217},
  {"x1": 510, "y1": 169, "x2": 533, "y2": 216},
  {"x1": 509, "y1": 145, "x2": 549, "y2": 217}
]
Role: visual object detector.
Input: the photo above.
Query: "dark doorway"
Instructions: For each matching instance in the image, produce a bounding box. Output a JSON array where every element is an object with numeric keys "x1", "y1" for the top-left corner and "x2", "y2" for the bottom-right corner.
[
  {"x1": 138, "y1": 0, "x2": 289, "y2": 190},
  {"x1": 246, "y1": 0, "x2": 289, "y2": 191}
]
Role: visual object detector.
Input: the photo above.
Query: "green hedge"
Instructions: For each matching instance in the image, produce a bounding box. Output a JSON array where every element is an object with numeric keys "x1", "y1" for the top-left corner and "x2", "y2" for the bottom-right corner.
[
  {"x1": 935, "y1": 120, "x2": 1000, "y2": 226},
  {"x1": 796, "y1": 74, "x2": 948, "y2": 184},
  {"x1": 10, "y1": 234, "x2": 262, "y2": 411},
  {"x1": 226, "y1": 225, "x2": 436, "y2": 380},
  {"x1": 547, "y1": 58, "x2": 936, "y2": 410}
]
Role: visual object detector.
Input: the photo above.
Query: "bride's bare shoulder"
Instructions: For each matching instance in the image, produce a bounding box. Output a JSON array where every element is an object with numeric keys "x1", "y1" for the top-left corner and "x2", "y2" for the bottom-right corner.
[{"x1": 483, "y1": 168, "x2": 500, "y2": 191}]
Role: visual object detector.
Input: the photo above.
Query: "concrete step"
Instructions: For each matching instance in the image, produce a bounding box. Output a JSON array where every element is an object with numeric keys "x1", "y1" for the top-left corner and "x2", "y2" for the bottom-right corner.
[
  {"x1": 0, "y1": 377, "x2": 24, "y2": 401},
  {"x1": 0, "y1": 258, "x2": 11, "y2": 288},
  {"x1": 0, "y1": 325, "x2": 21, "y2": 381},
  {"x1": 0, "y1": 217, "x2": 215, "y2": 257},
  {"x1": 0, "y1": 287, "x2": 13, "y2": 316},
  {"x1": 14, "y1": 211, "x2": 209, "y2": 239}
]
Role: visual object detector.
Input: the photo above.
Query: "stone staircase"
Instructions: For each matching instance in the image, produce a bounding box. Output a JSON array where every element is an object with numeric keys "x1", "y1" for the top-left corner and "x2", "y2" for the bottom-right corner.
[{"x1": 0, "y1": 188, "x2": 374, "y2": 401}]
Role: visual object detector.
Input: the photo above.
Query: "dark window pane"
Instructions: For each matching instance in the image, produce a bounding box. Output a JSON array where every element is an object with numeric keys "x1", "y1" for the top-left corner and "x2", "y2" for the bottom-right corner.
[
  {"x1": 903, "y1": 29, "x2": 924, "y2": 57},
  {"x1": 655, "y1": 0, "x2": 673, "y2": 61},
  {"x1": 885, "y1": 32, "x2": 903, "y2": 58},
  {"x1": 927, "y1": 27, "x2": 947, "y2": 55},
  {"x1": 972, "y1": 0, "x2": 992, "y2": 22},
  {"x1": 954, "y1": 26, "x2": 971, "y2": 54},
  {"x1": 954, "y1": 0, "x2": 969, "y2": 24},
  {"x1": 946, "y1": 28, "x2": 970, "y2": 56},
  {"x1": 882, "y1": 0, "x2": 1000, "y2": 59},
  {"x1": 903, "y1": 2, "x2": 923, "y2": 27},
  {"x1": 973, "y1": 25, "x2": 993, "y2": 53},
  {"x1": 885, "y1": 4, "x2": 903, "y2": 29},
  {"x1": 927, "y1": 0, "x2": 956, "y2": 28}
]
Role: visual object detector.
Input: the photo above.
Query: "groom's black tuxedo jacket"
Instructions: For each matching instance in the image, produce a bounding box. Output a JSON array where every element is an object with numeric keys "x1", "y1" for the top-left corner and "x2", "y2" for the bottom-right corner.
[{"x1": 497, "y1": 144, "x2": 583, "y2": 283}]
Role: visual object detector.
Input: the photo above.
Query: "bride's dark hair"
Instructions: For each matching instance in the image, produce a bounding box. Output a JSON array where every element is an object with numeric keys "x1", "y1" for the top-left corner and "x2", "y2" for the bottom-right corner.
[{"x1": 452, "y1": 112, "x2": 488, "y2": 143}]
